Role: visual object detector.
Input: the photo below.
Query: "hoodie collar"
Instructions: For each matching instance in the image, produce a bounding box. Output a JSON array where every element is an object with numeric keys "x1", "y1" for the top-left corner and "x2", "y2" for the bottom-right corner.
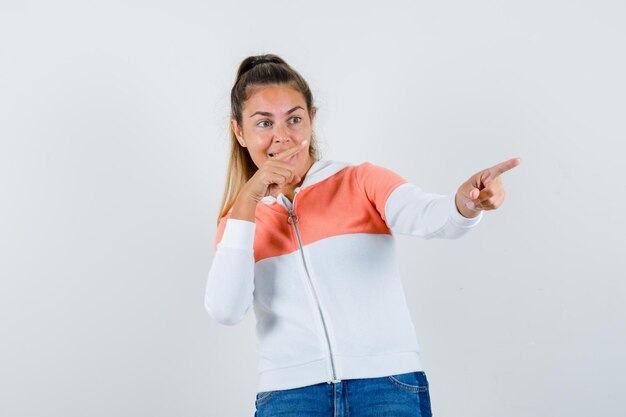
[{"x1": 260, "y1": 159, "x2": 350, "y2": 205}]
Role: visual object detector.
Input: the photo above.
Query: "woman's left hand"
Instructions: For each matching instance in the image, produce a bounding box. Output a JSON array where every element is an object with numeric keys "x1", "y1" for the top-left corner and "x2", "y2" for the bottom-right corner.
[{"x1": 455, "y1": 157, "x2": 522, "y2": 218}]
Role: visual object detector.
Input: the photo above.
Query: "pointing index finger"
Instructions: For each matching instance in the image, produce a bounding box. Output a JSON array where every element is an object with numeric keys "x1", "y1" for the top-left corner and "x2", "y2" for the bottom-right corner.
[
  {"x1": 274, "y1": 140, "x2": 308, "y2": 161},
  {"x1": 489, "y1": 157, "x2": 522, "y2": 177}
]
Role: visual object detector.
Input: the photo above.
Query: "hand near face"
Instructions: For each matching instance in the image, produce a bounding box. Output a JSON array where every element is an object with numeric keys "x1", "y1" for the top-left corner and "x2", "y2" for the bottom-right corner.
[
  {"x1": 242, "y1": 140, "x2": 309, "y2": 203},
  {"x1": 455, "y1": 157, "x2": 522, "y2": 218}
]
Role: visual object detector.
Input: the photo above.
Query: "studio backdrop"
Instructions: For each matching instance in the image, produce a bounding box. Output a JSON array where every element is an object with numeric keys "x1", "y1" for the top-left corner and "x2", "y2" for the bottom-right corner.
[{"x1": 1, "y1": 1, "x2": 624, "y2": 416}]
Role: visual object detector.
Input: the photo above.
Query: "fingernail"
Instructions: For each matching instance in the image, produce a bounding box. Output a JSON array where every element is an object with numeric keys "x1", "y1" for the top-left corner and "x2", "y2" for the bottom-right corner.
[
  {"x1": 302, "y1": 140, "x2": 308, "y2": 145},
  {"x1": 466, "y1": 201, "x2": 475, "y2": 210}
]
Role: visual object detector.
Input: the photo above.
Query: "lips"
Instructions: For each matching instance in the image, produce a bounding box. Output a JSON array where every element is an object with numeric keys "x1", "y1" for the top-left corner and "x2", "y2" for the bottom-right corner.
[{"x1": 268, "y1": 148, "x2": 289, "y2": 158}]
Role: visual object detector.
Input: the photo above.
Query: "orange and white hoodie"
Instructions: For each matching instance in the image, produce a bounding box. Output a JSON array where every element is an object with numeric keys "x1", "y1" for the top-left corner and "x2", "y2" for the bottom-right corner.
[{"x1": 204, "y1": 159, "x2": 482, "y2": 392}]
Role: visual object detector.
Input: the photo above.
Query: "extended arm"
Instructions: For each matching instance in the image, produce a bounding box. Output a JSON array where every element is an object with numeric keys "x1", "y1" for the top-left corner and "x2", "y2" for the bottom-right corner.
[
  {"x1": 356, "y1": 157, "x2": 521, "y2": 238},
  {"x1": 384, "y1": 183, "x2": 482, "y2": 239}
]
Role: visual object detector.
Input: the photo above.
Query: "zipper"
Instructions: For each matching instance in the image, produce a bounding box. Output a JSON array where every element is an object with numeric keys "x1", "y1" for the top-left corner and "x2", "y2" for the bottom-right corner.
[{"x1": 280, "y1": 191, "x2": 341, "y2": 384}]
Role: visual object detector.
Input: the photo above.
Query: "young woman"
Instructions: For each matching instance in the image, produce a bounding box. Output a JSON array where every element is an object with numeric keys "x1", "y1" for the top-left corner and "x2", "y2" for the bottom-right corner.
[{"x1": 205, "y1": 54, "x2": 521, "y2": 417}]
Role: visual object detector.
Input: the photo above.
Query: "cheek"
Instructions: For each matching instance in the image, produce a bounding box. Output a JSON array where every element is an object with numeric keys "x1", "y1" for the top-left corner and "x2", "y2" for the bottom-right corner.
[
  {"x1": 248, "y1": 136, "x2": 272, "y2": 152},
  {"x1": 245, "y1": 138, "x2": 273, "y2": 165}
]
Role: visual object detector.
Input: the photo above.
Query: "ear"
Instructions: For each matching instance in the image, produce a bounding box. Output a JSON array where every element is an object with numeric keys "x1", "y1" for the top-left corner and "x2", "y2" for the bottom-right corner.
[
  {"x1": 309, "y1": 106, "x2": 317, "y2": 122},
  {"x1": 230, "y1": 119, "x2": 246, "y2": 147}
]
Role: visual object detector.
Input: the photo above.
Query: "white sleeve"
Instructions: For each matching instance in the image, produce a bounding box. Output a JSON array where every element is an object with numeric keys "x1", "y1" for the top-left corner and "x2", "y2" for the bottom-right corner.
[
  {"x1": 384, "y1": 183, "x2": 483, "y2": 239},
  {"x1": 204, "y1": 219, "x2": 256, "y2": 326}
]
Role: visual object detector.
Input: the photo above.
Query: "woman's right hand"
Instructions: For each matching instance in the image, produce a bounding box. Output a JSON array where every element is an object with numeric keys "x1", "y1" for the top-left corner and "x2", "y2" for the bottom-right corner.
[{"x1": 231, "y1": 140, "x2": 308, "y2": 221}]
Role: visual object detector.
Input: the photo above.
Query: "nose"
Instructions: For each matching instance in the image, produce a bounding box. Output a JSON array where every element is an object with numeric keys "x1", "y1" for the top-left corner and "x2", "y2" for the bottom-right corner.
[{"x1": 273, "y1": 123, "x2": 292, "y2": 143}]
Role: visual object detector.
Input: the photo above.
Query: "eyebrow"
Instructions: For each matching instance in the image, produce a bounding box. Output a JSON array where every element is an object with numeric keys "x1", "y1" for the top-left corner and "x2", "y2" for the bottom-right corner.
[{"x1": 249, "y1": 106, "x2": 304, "y2": 118}]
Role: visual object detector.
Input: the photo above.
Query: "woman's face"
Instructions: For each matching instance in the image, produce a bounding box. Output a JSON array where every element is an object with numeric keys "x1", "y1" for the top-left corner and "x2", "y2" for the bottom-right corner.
[{"x1": 231, "y1": 83, "x2": 315, "y2": 178}]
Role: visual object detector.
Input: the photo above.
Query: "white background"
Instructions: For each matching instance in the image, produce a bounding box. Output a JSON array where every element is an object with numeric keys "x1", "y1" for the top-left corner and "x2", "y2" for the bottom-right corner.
[{"x1": 1, "y1": 0, "x2": 624, "y2": 416}]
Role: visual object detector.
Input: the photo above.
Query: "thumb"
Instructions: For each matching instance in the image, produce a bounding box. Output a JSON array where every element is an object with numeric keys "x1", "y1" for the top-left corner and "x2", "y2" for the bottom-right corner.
[
  {"x1": 465, "y1": 187, "x2": 480, "y2": 210},
  {"x1": 457, "y1": 184, "x2": 480, "y2": 211}
]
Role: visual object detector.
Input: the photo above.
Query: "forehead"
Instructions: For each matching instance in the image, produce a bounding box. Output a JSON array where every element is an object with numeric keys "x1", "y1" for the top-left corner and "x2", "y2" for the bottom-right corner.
[{"x1": 244, "y1": 84, "x2": 307, "y2": 114}]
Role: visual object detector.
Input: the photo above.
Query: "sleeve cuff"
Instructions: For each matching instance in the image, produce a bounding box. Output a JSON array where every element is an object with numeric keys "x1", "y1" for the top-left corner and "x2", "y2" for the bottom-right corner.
[
  {"x1": 218, "y1": 219, "x2": 256, "y2": 250},
  {"x1": 448, "y1": 193, "x2": 483, "y2": 227}
]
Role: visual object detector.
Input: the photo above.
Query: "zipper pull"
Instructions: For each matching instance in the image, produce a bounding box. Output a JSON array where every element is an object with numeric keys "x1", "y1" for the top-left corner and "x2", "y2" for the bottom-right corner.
[
  {"x1": 287, "y1": 209, "x2": 298, "y2": 224},
  {"x1": 290, "y1": 188, "x2": 303, "y2": 224},
  {"x1": 279, "y1": 193, "x2": 299, "y2": 224}
]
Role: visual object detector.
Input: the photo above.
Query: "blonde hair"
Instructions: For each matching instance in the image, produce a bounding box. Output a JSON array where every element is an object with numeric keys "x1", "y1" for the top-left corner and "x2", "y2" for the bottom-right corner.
[{"x1": 217, "y1": 54, "x2": 321, "y2": 223}]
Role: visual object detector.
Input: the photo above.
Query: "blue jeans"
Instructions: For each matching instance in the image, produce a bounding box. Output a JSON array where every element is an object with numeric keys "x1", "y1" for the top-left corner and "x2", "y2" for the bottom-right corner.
[{"x1": 254, "y1": 371, "x2": 432, "y2": 417}]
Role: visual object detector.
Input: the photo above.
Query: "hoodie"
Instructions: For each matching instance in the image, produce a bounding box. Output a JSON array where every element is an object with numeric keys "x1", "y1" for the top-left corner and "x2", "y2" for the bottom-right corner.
[{"x1": 204, "y1": 159, "x2": 482, "y2": 392}]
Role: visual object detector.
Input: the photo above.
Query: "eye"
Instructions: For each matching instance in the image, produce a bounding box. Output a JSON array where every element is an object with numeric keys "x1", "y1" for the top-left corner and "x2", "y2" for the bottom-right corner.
[
  {"x1": 289, "y1": 116, "x2": 302, "y2": 124},
  {"x1": 257, "y1": 120, "x2": 272, "y2": 128}
]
